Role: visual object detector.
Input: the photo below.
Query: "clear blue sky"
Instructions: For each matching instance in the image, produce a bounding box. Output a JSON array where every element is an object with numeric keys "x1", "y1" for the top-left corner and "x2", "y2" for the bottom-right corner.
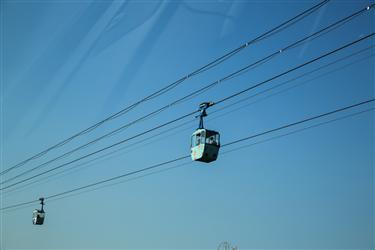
[{"x1": 1, "y1": 0, "x2": 374, "y2": 249}]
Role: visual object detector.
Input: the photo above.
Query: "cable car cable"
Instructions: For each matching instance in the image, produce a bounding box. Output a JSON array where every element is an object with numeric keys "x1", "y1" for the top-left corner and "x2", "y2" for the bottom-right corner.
[
  {"x1": 222, "y1": 99, "x2": 375, "y2": 147},
  {"x1": 1, "y1": 32, "x2": 374, "y2": 190},
  {"x1": 106, "y1": 49, "x2": 375, "y2": 165},
  {"x1": 46, "y1": 102, "x2": 375, "y2": 202},
  {"x1": 0, "y1": 0, "x2": 330, "y2": 177},
  {"x1": 5, "y1": 107, "x2": 375, "y2": 213},
  {"x1": 220, "y1": 3, "x2": 375, "y2": 82},
  {"x1": 0, "y1": 1, "x2": 338, "y2": 181},
  {"x1": 4, "y1": 47, "x2": 374, "y2": 196},
  {"x1": 3, "y1": 107, "x2": 374, "y2": 213},
  {"x1": 0, "y1": 111, "x2": 197, "y2": 190},
  {"x1": 213, "y1": 32, "x2": 375, "y2": 106},
  {"x1": 88, "y1": 46, "x2": 375, "y2": 164},
  {"x1": 25, "y1": 99, "x2": 375, "y2": 198},
  {"x1": 1, "y1": 97, "x2": 373, "y2": 211},
  {"x1": 136, "y1": 49, "x2": 375, "y2": 155},
  {"x1": 210, "y1": 48, "x2": 375, "y2": 117},
  {"x1": 2, "y1": 5, "x2": 372, "y2": 185}
]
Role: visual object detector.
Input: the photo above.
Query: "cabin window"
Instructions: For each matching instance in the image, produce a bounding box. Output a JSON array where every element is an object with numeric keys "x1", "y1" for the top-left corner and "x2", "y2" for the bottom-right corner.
[
  {"x1": 192, "y1": 133, "x2": 202, "y2": 146},
  {"x1": 205, "y1": 133, "x2": 220, "y2": 145}
]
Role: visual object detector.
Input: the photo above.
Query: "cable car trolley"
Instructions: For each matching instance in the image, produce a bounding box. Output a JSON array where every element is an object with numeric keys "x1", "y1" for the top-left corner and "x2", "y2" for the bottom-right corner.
[
  {"x1": 191, "y1": 102, "x2": 220, "y2": 163},
  {"x1": 32, "y1": 198, "x2": 45, "y2": 225}
]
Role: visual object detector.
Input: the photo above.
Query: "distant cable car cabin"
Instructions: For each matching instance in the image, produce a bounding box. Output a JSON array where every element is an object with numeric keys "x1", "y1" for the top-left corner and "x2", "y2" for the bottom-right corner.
[
  {"x1": 32, "y1": 198, "x2": 45, "y2": 225},
  {"x1": 191, "y1": 102, "x2": 220, "y2": 163}
]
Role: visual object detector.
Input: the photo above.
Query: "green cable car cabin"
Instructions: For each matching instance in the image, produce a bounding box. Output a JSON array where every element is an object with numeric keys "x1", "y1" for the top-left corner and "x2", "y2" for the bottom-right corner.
[
  {"x1": 191, "y1": 128, "x2": 220, "y2": 163},
  {"x1": 32, "y1": 198, "x2": 45, "y2": 225},
  {"x1": 190, "y1": 102, "x2": 220, "y2": 163}
]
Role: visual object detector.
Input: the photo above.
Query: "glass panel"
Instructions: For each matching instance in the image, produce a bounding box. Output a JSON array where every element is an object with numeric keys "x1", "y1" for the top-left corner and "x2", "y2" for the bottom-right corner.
[
  {"x1": 192, "y1": 134, "x2": 204, "y2": 146},
  {"x1": 200, "y1": 131, "x2": 205, "y2": 138},
  {"x1": 196, "y1": 135, "x2": 201, "y2": 146},
  {"x1": 200, "y1": 131, "x2": 206, "y2": 146},
  {"x1": 206, "y1": 134, "x2": 219, "y2": 145}
]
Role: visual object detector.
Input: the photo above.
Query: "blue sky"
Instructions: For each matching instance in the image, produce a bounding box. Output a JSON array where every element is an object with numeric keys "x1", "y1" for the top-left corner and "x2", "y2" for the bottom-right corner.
[{"x1": 1, "y1": 0, "x2": 374, "y2": 249}]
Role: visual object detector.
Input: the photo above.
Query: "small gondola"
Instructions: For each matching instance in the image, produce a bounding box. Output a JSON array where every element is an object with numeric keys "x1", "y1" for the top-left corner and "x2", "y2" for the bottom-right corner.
[
  {"x1": 191, "y1": 102, "x2": 220, "y2": 163},
  {"x1": 32, "y1": 198, "x2": 45, "y2": 225}
]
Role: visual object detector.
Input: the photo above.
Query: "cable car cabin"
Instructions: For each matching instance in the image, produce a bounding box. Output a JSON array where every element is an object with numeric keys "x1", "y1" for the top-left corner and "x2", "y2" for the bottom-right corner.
[
  {"x1": 191, "y1": 129, "x2": 220, "y2": 163},
  {"x1": 32, "y1": 209, "x2": 45, "y2": 225}
]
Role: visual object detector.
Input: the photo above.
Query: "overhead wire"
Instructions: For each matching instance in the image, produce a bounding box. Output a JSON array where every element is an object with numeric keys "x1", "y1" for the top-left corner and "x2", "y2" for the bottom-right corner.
[
  {"x1": 210, "y1": 46, "x2": 375, "y2": 116},
  {"x1": 53, "y1": 107, "x2": 374, "y2": 205},
  {"x1": 0, "y1": 0, "x2": 330, "y2": 177},
  {"x1": 179, "y1": 0, "x2": 331, "y2": 77},
  {"x1": 109, "y1": 48, "x2": 375, "y2": 162},
  {"x1": 1, "y1": 32, "x2": 374, "y2": 191},
  {"x1": 223, "y1": 99, "x2": 375, "y2": 147},
  {"x1": 1, "y1": 97, "x2": 374, "y2": 211},
  {"x1": 5, "y1": 106, "x2": 375, "y2": 213},
  {"x1": 3, "y1": 106, "x2": 373, "y2": 213},
  {"x1": 143, "y1": 49, "x2": 375, "y2": 150},
  {"x1": 0, "y1": 111, "x2": 196, "y2": 190},
  {"x1": 2, "y1": 4, "x2": 373, "y2": 185},
  {"x1": 213, "y1": 33, "x2": 375, "y2": 106},
  {"x1": 222, "y1": 3, "x2": 375, "y2": 81},
  {"x1": 221, "y1": 107, "x2": 375, "y2": 155},
  {"x1": 5, "y1": 44, "x2": 373, "y2": 196}
]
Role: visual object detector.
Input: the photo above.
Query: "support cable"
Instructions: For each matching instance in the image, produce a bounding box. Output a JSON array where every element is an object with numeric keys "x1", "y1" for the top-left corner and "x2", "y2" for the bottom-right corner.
[
  {"x1": 1, "y1": 97, "x2": 373, "y2": 211},
  {"x1": 0, "y1": 0, "x2": 330, "y2": 176},
  {"x1": 1, "y1": 32, "x2": 374, "y2": 191},
  {"x1": 2, "y1": 5, "x2": 372, "y2": 184}
]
